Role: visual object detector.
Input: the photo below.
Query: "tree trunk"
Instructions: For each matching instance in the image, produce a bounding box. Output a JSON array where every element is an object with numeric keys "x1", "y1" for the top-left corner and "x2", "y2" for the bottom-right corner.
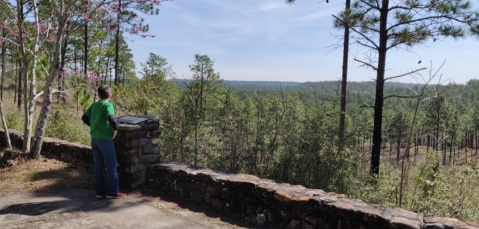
[
  {"x1": 427, "y1": 134, "x2": 430, "y2": 153},
  {"x1": 16, "y1": 45, "x2": 22, "y2": 110},
  {"x1": 370, "y1": 0, "x2": 389, "y2": 175},
  {"x1": 14, "y1": 61, "x2": 17, "y2": 104},
  {"x1": 390, "y1": 140, "x2": 392, "y2": 156},
  {"x1": 396, "y1": 139, "x2": 400, "y2": 162},
  {"x1": 454, "y1": 143, "x2": 456, "y2": 164},
  {"x1": 0, "y1": 98, "x2": 11, "y2": 148},
  {"x1": 114, "y1": 0, "x2": 121, "y2": 86},
  {"x1": 449, "y1": 139, "x2": 452, "y2": 164},
  {"x1": 0, "y1": 27, "x2": 10, "y2": 148},
  {"x1": 104, "y1": 56, "x2": 109, "y2": 85},
  {"x1": 1, "y1": 28, "x2": 6, "y2": 101},
  {"x1": 31, "y1": 11, "x2": 66, "y2": 158},
  {"x1": 16, "y1": 0, "x2": 33, "y2": 152},
  {"x1": 476, "y1": 133, "x2": 478, "y2": 156},
  {"x1": 435, "y1": 105, "x2": 440, "y2": 152},
  {"x1": 58, "y1": 38, "x2": 67, "y2": 103},
  {"x1": 84, "y1": 23, "x2": 88, "y2": 78},
  {"x1": 338, "y1": 0, "x2": 351, "y2": 150},
  {"x1": 442, "y1": 139, "x2": 446, "y2": 165},
  {"x1": 26, "y1": 12, "x2": 40, "y2": 156}
]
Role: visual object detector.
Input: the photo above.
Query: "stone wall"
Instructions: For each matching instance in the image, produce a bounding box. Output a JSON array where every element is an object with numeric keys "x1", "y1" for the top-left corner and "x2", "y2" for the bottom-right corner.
[
  {"x1": 1, "y1": 127, "x2": 479, "y2": 228},
  {"x1": 148, "y1": 162, "x2": 479, "y2": 229},
  {"x1": 114, "y1": 116, "x2": 162, "y2": 189},
  {"x1": 0, "y1": 129, "x2": 92, "y2": 163}
]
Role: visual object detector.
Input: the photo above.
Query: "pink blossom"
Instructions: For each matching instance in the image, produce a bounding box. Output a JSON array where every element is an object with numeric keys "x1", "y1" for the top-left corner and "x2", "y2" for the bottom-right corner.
[
  {"x1": 141, "y1": 35, "x2": 147, "y2": 38},
  {"x1": 98, "y1": 42, "x2": 103, "y2": 49},
  {"x1": 88, "y1": 76, "x2": 99, "y2": 83},
  {"x1": 83, "y1": 13, "x2": 89, "y2": 22},
  {"x1": 59, "y1": 70, "x2": 67, "y2": 80},
  {"x1": 151, "y1": 35, "x2": 156, "y2": 38}
]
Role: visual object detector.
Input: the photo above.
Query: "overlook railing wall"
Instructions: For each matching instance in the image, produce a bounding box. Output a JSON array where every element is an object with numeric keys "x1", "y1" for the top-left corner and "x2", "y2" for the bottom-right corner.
[{"x1": 1, "y1": 120, "x2": 478, "y2": 229}]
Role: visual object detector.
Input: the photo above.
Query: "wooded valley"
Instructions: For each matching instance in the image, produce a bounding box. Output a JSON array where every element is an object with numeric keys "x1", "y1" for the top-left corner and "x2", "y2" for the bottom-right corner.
[{"x1": 2, "y1": 0, "x2": 479, "y2": 223}]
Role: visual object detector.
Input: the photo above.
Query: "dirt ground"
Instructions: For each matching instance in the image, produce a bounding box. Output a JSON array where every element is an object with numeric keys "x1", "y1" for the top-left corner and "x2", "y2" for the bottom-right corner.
[{"x1": 0, "y1": 150, "x2": 93, "y2": 196}]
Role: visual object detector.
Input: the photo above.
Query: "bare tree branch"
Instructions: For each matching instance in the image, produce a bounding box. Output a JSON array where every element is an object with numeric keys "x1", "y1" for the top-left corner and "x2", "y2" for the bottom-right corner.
[
  {"x1": 354, "y1": 58, "x2": 378, "y2": 71},
  {"x1": 383, "y1": 95, "x2": 417, "y2": 100},
  {"x1": 385, "y1": 67, "x2": 427, "y2": 81},
  {"x1": 360, "y1": 105, "x2": 375, "y2": 109}
]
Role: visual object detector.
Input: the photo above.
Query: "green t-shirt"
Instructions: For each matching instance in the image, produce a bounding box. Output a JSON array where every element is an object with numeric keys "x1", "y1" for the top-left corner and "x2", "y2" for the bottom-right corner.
[{"x1": 84, "y1": 100, "x2": 116, "y2": 139}]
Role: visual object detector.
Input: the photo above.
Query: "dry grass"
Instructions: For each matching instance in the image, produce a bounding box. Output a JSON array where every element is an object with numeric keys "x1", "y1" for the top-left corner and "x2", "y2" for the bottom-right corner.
[
  {"x1": 360, "y1": 143, "x2": 479, "y2": 166},
  {"x1": 0, "y1": 149, "x2": 92, "y2": 195},
  {"x1": 0, "y1": 88, "x2": 95, "y2": 196}
]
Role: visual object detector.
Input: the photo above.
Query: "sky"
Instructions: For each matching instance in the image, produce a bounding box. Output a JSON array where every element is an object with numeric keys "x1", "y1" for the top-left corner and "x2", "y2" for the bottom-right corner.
[{"x1": 126, "y1": 0, "x2": 479, "y2": 84}]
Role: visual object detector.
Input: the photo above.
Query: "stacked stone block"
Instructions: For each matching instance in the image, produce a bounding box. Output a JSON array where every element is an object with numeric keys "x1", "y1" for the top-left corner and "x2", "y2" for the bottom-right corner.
[
  {"x1": 0, "y1": 129, "x2": 92, "y2": 164},
  {"x1": 114, "y1": 116, "x2": 161, "y2": 189},
  {"x1": 148, "y1": 161, "x2": 479, "y2": 229},
  {"x1": 0, "y1": 129, "x2": 23, "y2": 149}
]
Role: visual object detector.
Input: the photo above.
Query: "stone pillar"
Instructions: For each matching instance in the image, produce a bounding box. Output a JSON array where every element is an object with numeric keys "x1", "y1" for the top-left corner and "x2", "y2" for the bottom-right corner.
[{"x1": 114, "y1": 116, "x2": 161, "y2": 189}]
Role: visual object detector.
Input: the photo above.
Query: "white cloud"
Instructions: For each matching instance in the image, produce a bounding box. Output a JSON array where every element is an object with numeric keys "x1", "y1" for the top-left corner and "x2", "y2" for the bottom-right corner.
[
  {"x1": 295, "y1": 8, "x2": 340, "y2": 22},
  {"x1": 202, "y1": 0, "x2": 246, "y2": 14},
  {"x1": 128, "y1": 0, "x2": 479, "y2": 83},
  {"x1": 261, "y1": 4, "x2": 279, "y2": 11}
]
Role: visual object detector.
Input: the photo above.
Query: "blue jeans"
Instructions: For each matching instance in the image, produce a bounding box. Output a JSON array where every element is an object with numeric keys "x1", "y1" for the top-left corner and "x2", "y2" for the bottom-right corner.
[{"x1": 91, "y1": 139, "x2": 119, "y2": 195}]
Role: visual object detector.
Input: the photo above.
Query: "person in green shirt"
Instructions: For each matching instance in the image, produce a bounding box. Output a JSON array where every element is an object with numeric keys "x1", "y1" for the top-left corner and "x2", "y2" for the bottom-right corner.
[{"x1": 82, "y1": 85, "x2": 126, "y2": 199}]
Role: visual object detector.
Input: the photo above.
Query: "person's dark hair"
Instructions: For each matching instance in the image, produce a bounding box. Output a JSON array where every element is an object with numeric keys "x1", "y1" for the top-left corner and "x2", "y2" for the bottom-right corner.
[{"x1": 98, "y1": 85, "x2": 112, "y2": 100}]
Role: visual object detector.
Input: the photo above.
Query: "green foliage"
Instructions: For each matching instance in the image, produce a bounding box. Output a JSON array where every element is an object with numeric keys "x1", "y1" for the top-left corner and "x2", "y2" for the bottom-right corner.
[
  {"x1": 345, "y1": 155, "x2": 479, "y2": 222},
  {"x1": 3, "y1": 112, "x2": 24, "y2": 131},
  {"x1": 113, "y1": 53, "x2": 179, "y2": 116},
  {"x1": 45, "y1": 105, "x2": 90, "y2": 145}
]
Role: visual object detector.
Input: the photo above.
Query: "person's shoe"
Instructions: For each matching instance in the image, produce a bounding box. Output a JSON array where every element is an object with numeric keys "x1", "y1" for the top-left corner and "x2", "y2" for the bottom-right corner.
[
  {"x1": 96, "y1": 192, "x2": 106, "y2": 199},
  {"x1": 106, "y1": 193, "x2": 126, "y2": 199}
]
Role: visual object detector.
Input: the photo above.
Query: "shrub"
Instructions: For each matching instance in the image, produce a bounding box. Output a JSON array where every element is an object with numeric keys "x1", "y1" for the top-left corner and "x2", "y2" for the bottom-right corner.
[
  {"x1": 45, "y1": 105, "x2": 90, "y2": 145},
  {"x1": 2, "y1": 111, "x2": 24, "y2": 131}
]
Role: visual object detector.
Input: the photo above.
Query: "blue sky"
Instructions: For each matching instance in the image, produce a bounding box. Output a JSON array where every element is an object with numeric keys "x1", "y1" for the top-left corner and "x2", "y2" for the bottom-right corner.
[{"x1": 127, "y1": 0, "x2": 479, "y2": 83}]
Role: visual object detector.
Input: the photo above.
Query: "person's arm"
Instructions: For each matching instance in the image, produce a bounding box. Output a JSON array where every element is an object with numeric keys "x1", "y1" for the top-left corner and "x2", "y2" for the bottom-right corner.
[
  {"x1": 82, "y1": 106, "x2": 92, "y2": 126},
  {"x1": 81, "y1": 114, "x2": 90, "y2": 126},
  {"x1": 106, "y1": 103, "x2": 118, "y2": 138},
  {"x1": 108, "y1": 115, "x2": 118, "y2": 130}
]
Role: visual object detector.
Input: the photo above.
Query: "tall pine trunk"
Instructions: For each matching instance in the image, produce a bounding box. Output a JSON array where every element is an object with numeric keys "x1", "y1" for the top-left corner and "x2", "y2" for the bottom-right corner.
[
  {"x1": 370, "y1": 0, "x2": 389, "y2": 175},
  {"x1": 338, "y1": 0, "x2": 351, "y2": 150}
]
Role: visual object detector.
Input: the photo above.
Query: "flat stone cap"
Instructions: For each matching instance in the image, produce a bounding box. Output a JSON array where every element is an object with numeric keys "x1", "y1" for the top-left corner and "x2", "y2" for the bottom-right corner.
[
  {"x1": 117, "y1": 116, "x2": 159, "y2": 124},
  {"x1": 118, "y1": 124, "x2": 141, "y2": 130}
]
